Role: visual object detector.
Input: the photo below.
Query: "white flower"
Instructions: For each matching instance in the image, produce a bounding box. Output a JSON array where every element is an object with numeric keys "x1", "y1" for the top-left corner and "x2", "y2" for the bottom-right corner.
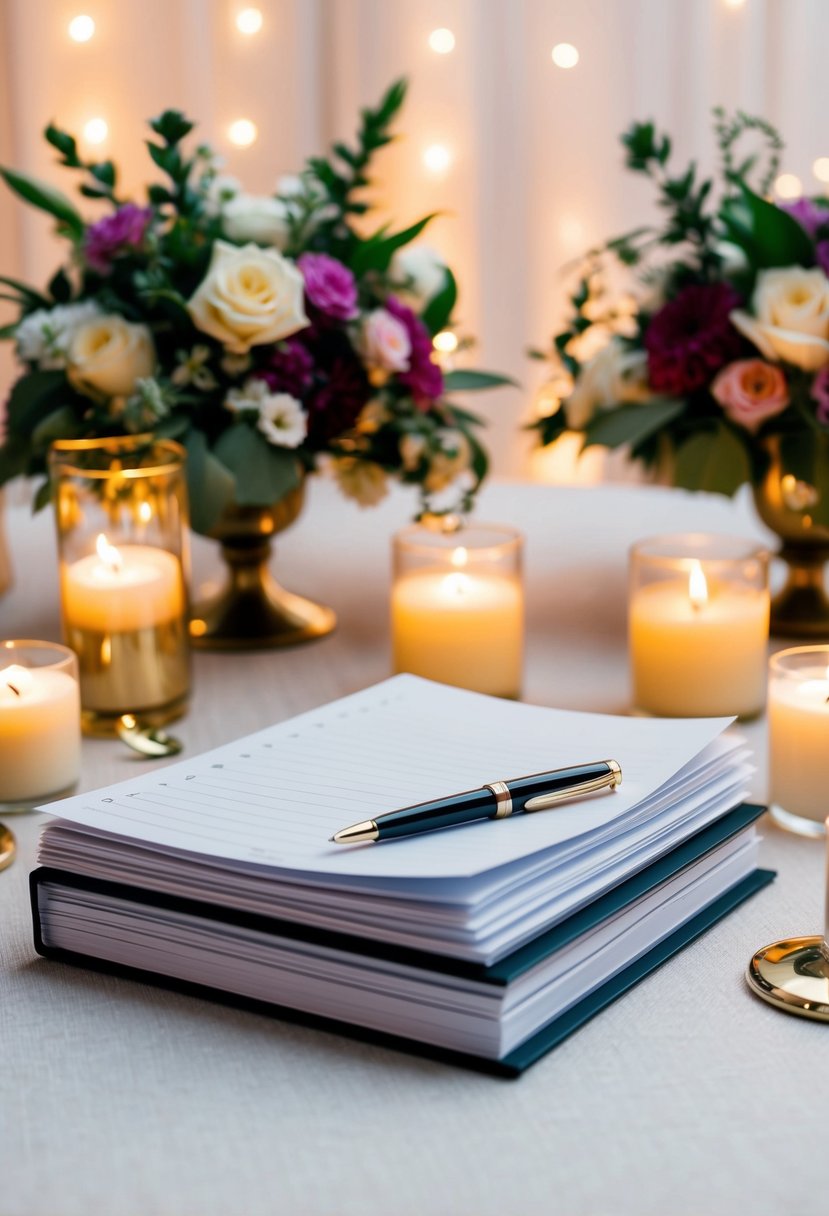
[
  {"x1": 202, "y1": 173, "x2": 241, "y2": 217},
  {"x1": 360, "y1": 308, "x2": 411, "y2": 374},
  {"x1": 391, "y1": 245, "x2": 449, "y2": 310},
  {"x1": 187, "y1": 240, "x2": 309, "y2": 354},
  {"x1": 731, "y1": 266, "x2": 829, "y2": 371},
  {"x1": 222, "y1": 194, "x2": 292, "y2": 249},
  {"x1": 171, "y1": 344, "x2": 218, "y2": 391},
  {"x1": 15, "y1": 301, "x2": 102, "y2": 369},
  {"x1": 68, "y1": 314, "x2": 156, "y2": 399},
  {"x1": 331, "y1": 456, "x2": 388, "y2": 506},
  {"x1": 225, "y1": 377, "x2": 307, "y2": 448},
  {"x1": 564, "y1": 337, "x2": 651, "y2": 430}
]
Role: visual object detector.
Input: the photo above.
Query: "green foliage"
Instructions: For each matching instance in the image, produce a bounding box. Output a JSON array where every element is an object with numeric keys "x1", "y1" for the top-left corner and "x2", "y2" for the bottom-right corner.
[
  {"x1": 0, "y1": 167, "x2": 83, "y2": 238},
  {"x1": 673, "y1": 426, "x2": 751, "y2": 495},
  {"x1": 213, "y1": 424, "x2": 301, "y2": 507},
  {"x1": 442, "y1": 370, "x2": 518, "y2": 392},
  {"x1": 720, "y1": 182, "x2": 814, "y2": 269},
  {"x1": 583, "y1": 399, "x2": 686, "y2": 451},
  {"x1": 421, "y1": 268, "x2": 457, "y2": 336},
  {"x1": 182, "y1": 428, "x2": 236, "y2": 534}
]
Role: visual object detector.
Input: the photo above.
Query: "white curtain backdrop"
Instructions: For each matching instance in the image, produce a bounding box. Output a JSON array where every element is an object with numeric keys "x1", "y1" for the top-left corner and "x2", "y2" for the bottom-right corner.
[{"x1": 1, "y1": 0, "x2": 827, "y2": 481}]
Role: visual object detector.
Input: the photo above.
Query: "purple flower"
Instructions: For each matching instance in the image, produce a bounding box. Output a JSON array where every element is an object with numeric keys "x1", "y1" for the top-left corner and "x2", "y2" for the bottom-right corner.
[
  {"x1": 84, "y1": 204, "x2": 153, "y2": 275},
  {"x1": 644, "y1": 283, "x2": 743, "y2": 395},
  {"x1": 256, "y1": 339, "x2": 315, "y2": 398},
  {"x1": 781, "y1": 198, "x2": 829, "y2": 241},
  {"x1": 297, "y1": 253, "x2": 358, "y2": 322},
  {"x1": 300, "y1": 327, "x2": 371, "y2": 446},
  {"x1": 812, "y1": 365, "x2": 829, "y2": 426},
  {"x1": 384, "y1": 296, "x2": 444, "y2": 405}
]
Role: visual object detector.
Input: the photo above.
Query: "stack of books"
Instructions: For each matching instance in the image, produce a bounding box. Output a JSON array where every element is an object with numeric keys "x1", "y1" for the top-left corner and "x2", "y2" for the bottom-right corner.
[{"x1": 31, "y1": 676, "x2": 772, "y2": 1076}]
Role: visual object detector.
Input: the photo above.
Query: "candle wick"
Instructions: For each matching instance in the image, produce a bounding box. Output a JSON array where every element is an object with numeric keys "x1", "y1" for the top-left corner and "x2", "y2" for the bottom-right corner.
[{"x1": 7, "y1": 682, "x2": 21, "y2": 697}]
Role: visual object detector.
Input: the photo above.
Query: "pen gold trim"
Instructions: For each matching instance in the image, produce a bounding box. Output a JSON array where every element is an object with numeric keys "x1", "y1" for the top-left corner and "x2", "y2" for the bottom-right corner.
[{"x1": 523, "y1": 760, "x2": 622, "y2": 811}]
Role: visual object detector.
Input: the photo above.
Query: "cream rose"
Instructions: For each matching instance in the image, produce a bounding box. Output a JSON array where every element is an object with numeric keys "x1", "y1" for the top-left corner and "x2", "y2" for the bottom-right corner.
[
  {"x1": 221, "y1": 194, "x2": 291, "y2": 248},
  {"x1": 187, "y1": 240, "x2": 309, "y2": 354},
  {"x1": 564, "y1": 337, "x2": 650, "y2": 429},
  {"x1": 68, "y1": 315, "x2": 155, "y2": 399},
  {"x1": 730, "y1": 266, "x2": 829, "y2": 371}
]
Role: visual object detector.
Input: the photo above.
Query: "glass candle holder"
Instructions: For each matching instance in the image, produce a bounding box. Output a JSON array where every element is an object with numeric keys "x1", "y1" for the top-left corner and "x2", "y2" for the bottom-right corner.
[
  {"x1": 0, "y1": 639, "x2": 81, "y2": 808},
  {"x1": 768, "y1": 646, "x2": 829, "y2": 837},
  {"x1": 629, "y1": 533, "x2": 769, "y2": 718},
  {"x1": 391, "y1": 523, "x2": 524, "y2": 698},
  {"x1": 49, "y1": 436, "x2": 190, "y2": 736}
]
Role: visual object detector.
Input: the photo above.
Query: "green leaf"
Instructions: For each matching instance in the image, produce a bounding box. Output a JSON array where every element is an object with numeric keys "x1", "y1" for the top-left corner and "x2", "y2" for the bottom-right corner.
[
  {"x1": 720, "y1": 182, "x2": 814, "y2": 269},
  {"x1": 48, "y1": 267, "x2": 72, "y2": 304},
  {"x1": 5, "y1": 371, "x2": 68, "y2": 434},
  {"x1": 442, "y1": 370, "x2": 519, "y2": 392},
  {"x1": 0, "y1": 433, "x2": 30, "y2": 484},
  {"x1": 0, "y1": 274, "x2": 50, "y2": 308},
  {"x1": 149, "y1": 110, "x2": 194, "y2": 144},
  {"x1": 350, "y1": 214, "x2": 437, "y2": 276},
  {"x1": 420, "y1": 268, "x2": 457, "y2": 336},
  {"x1": 213, "y1": 424, "x2": 300, "y2": 508},
  {"x1": 32, "y1": 478, "x2": 53, "y2": 511},
  {"x1": 0, "y1": 167, "x2": 83, "y2": 238},
  {"x1": 45, "y1": 123, "x2": 79, "y2": 163},
  {"x1": 182, "y1": 428, "x2": 236, "y2": 535},
  {"x1": 583, "y1": 398, "x2": 686, "y2": 451},
  {"x1": 673, "y1": 425, "x2": 751, "y2": 495},
  {"x1": 31, "y1": 405, "x2": 83, "y2": 449}
]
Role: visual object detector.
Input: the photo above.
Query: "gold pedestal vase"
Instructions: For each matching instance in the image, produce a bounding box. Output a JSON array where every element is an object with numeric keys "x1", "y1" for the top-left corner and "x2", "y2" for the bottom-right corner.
[
  {"x1": 752, "y1": 438, "x2": 829, "y2": 639},
  {"x1": 189, "y1": 484, "x2": 336, "y2": 651}
]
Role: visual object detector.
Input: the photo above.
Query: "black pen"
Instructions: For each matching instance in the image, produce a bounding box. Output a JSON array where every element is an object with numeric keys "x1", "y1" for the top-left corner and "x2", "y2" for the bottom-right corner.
[{"x1": 330, "y1": 760, "x2": 622, "y2": 844}]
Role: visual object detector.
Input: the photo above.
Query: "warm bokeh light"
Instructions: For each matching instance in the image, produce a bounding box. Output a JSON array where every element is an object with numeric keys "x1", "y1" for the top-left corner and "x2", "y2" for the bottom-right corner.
[
  {"x1": 83, "y1": 117, "x2": 109, "y2": 146},
  {"x1": 68, "y1": 14, "x2": 95, "y2": 42},
  {"x1": 723, "y1": 0, "x2": 746, "y2": 8},
  {"x1": 428, "y1": 27, "x2": 455, "y2": 54},
  {"x1": 813, "y1": 157, "x2": 829, "y2": 183},
  {"x1": 423, "y1": 143, "x2": 452, "y2": 174},
  {"x1": 228, "y1": 118, "x2": 258, "y2": 147},
  {"x1": 433, "y1": 330, "x2": 459, "y2": 354},
  {"x1": 236, "y1": 7, "x2": 263, "y2": 35},
  {"x1": 551, "y1": 42, "x2": 579, "y2": 69},
  {"x1": 774, "y1": 172, "x2": 802, "y2": 200}
]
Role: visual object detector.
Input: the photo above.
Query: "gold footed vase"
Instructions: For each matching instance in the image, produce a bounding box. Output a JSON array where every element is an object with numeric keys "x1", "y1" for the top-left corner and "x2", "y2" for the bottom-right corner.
[
  {"x1": 752, "y1": 440, "x2": 829, "y2": 639},
  {"x1": 189, "y1": 484, "x2": 336, "y2": 650}
]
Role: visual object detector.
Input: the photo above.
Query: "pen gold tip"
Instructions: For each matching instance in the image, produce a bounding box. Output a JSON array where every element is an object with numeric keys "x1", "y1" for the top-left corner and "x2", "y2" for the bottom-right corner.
[{"x1": 331, "y1": 819, "x2": 380, "y2": 845}]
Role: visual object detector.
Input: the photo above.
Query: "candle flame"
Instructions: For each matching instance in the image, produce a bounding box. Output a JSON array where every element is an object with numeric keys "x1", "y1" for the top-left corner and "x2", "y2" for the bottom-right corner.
[
  {"x1": 444, "y1": 572, "x2": 470, "y2": 597},
  {"x1": 138, "y1": 502, "x2": 152, "y2": 524},
  {"x1": 688, "y1": 560, "x2": 708, "y2": 611},
  {"x1": 451, "y1": 546, "x2": 468, "y2": 569},
  {"x1": 1, "y1": 664, "x2": 33, "y2": 698},
  {"x1": 96, "y1": 532, "x2": 123, "y2": 573}
]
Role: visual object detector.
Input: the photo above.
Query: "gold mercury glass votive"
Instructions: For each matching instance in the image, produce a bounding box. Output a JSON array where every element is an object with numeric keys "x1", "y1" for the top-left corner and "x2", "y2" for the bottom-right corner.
[
  {"x1": 49, "y1": 436, "x2": 191, "y2": 736},
  {"x1": 629, "y1": 534, "x2": 770, "y2": 718},
  {"x1": 768, "y1": 645, "x2": 829, "y2": 837},
  {"x1": 391, "y1": 523, "x2": 524, "y2": 699},
  {"x1": 0, "y1": 639, "x2": 81, "y2": 808}
]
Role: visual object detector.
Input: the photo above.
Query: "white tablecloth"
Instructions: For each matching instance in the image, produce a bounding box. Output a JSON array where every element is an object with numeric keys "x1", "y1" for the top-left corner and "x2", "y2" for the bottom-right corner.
[{"x1": 1, "y1": 478, "x2": 826, "y2": 1216}]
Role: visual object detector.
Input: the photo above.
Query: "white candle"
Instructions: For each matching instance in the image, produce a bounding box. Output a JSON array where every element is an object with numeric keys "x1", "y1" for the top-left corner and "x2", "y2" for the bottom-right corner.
[
  {"x1": 630, "y1": 560, "x2": 769, "y2": 717},
  {"x1": 62, "y1": 534, "x2": 184, "y2": 633},
  {"x1": 770, "y1": 666, "x2": 829, "y2": 825},
  {"x1": 0, "y1": 662, "x2": 81, "y2": 802},
  {"x1": 392, "y1": 566, "x2": 524, "y2": 697}
]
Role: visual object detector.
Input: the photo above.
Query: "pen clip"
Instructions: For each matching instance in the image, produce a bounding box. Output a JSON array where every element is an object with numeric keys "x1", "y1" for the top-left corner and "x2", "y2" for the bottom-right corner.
[{"x1": 523, "y1": 760, "x2": 622, "y2": 812}]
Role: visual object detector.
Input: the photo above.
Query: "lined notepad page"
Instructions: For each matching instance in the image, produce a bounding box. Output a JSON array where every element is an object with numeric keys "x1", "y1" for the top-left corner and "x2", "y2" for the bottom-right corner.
[{"x1": 44, "y1": 676, "x2": 736, "y2": 881}]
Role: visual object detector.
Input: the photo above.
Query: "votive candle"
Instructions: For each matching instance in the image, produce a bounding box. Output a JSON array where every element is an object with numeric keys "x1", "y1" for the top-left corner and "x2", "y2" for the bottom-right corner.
[
  {"x1": 0, "y1": 640, "x2": 81, "y2": 805},
  {"x1": 769, "y1": 645, "x2": 829, "y2": 836}
]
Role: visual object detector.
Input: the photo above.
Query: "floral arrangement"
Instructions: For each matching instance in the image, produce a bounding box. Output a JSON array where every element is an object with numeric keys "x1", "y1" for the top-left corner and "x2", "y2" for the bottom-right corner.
[
  {"x1": 533, "y1": 111, "x2": 829, "y2": 527},
  {"x1": 0, "y1": 81, "x2": 510, "y2": 532}
]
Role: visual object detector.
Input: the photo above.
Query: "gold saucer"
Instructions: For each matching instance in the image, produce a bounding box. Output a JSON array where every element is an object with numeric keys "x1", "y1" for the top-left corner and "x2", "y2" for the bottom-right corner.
[
  {"x1": 746, "y1": 935, "x2": 829, "y2": 1021},
  {"x1": 0, "y1": 822, "x2": 16, "y2": 871}
]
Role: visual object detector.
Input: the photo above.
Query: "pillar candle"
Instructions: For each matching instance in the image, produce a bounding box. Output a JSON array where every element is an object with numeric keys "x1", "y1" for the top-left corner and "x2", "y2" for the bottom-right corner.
[
  {"x1": 61, "y1": 534, "x2": 183, "y2": 633},
  {"x1": 0, "y1": 661, "x2": 81, "y2": 803}
]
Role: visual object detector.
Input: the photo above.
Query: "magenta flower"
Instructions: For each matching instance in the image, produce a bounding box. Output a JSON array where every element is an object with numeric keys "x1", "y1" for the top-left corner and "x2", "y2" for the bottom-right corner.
[
  {"x1": 644, "y1": 283, "x2": 743, "y2": 395},
  {"x1": 384, "y1": 296, "x2": 444, "y2": 404},
  {"x1": 817, "y1": 241, "x2": 829, "y2": 279},
  {"x1": 297, "y1": 253, "x2": 358, "y2": 322},
  {"x1": 84, "y1": 204, "x2": 153, "y2": 275},
  {"x1": 811, "y1": 366, "x2": 829, "y2": 426},
  {"x1": 256, "y1": 339, "x2": 315, "y2": 398}
]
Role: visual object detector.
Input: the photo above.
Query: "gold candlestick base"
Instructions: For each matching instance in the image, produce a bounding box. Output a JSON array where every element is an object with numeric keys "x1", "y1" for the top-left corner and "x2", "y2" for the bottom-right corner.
[
  {"x1": 746, "y1": 935, "x2": 829, "y2": 1021},
  {"x1": 0, "y1": 823, "x2": 16, "y2": 871},
  {"x1": 81, "y1": 692, "x2": 189, "y2": 738}
]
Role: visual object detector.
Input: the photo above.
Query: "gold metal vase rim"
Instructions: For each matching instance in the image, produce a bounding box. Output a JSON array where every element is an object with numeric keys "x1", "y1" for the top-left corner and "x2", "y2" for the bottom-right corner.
[{"x1": 49, "y1": 435, "x2": 185, "y2": 480}]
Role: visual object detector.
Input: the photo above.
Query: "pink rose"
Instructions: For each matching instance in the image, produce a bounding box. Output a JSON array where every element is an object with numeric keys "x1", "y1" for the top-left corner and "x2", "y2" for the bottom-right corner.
[
  {"x1": 811, "y1": 366, "x2": 829, "y2": 425},
  {"x1": 360, "y1": 308, "x2": 411, "y2": 373},
  {"x1": 711, "y1": 359, "x2": 789, "y2": 431}
]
